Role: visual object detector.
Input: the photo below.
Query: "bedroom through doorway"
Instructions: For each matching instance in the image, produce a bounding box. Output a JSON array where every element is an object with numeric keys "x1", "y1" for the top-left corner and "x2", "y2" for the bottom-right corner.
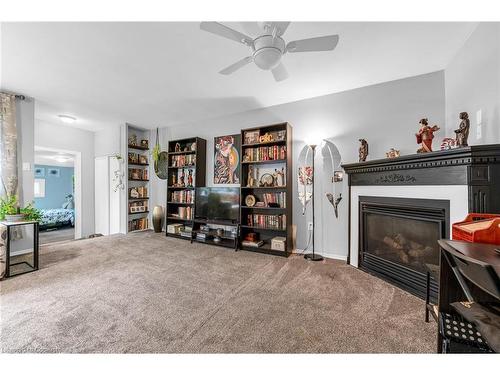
[{"x1": 34, "y1": 147, "x2": 82, "y2": 245}]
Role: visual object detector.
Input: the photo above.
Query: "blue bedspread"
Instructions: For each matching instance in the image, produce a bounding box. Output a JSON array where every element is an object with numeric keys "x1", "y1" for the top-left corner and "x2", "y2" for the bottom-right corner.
[{"x1": 39, "y1": 208, "x2": 74, "y2": 226}]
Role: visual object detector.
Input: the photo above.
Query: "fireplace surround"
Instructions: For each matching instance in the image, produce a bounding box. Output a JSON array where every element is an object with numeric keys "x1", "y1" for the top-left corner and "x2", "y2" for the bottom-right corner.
[{"x1": 343, "y1": 144, "x2": 500, "y2": 298}]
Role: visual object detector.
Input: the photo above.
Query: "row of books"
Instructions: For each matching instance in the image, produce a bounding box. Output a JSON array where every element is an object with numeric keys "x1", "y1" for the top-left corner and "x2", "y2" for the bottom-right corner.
[
  {"x1": 170, "y1": 206, "x2": 193, "y2": 220},
  {"x1": 129, "y1": 186, "x2": 148, "y2": 198},
  {"x1": 170, "y1": 154, "x2": 196, "y2": 167},
  {"x1": 246, "y1": 214, "x2": 286, "y2": 230},
  {"x1": 259, "y1": 192, "x2": 286, "y2": 208},
  {"x1": 170, "y1": 189, "x2": 194, "y2": 203},
  {"x1": 129, "y1": 218, "x2": 148, "y2": 231},
  {"x1": 244, "y1": 145, "x2": 286, "y2": 162},
  {"x1": 129, "y1": 168, "x2": 148, "y2": 180}
]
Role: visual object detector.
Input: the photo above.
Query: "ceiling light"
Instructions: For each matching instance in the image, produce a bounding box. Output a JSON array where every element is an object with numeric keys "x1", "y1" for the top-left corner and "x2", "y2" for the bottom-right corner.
[{"x1": 58, "y1": 115, "x2": 76, "y2": 124}]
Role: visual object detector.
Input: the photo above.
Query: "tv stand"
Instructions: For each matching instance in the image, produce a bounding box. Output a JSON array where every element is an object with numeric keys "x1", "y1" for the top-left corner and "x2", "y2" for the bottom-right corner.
[{"x1": 191, "y1": 219, "x2": 239, "y2": 250}]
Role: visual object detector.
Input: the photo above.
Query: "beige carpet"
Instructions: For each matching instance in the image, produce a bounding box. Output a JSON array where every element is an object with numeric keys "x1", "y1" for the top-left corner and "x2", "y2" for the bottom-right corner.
[{"x1": 0, "y1": 231, "x2": 435, "y2": 353}]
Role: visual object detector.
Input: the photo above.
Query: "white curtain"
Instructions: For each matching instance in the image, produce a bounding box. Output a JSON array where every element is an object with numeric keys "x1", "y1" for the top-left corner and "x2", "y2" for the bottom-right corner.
[{"x1": 0, "y1": 92, "x2": 19, "y2": 278}]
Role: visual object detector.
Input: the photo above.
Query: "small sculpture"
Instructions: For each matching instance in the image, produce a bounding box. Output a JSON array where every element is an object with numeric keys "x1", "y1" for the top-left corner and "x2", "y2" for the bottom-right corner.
[
  {"x1": 174, "y1": 143, "x2": 181, "y2": 152},
  {"x1": 179, "y1": 170, "x2": 185, "y2": 187},
  {"x1": 454, "y1": 112, "x2": 470, "y2": 147},
  {"x1": 247, "y1": 165, "x2": 255, "y2": 187},
  {"x1": 358, "y1": 139, "x2": 368, "y2": 162},
  {"x1": 326, "y1": 193, "x2": 342, "y2": 218},
  {"x1": 385, "y1": 148, "x2": 400, "y2": 158},
  {"x1": 441, "y1": 138, "x2": 457, "y2": 150},
  {"x1": 416, "y1": 118, "x2": 440, "y2": 153},
  {"x1": 187, "y1": 169, "x2": 193, "y2": 187},
  {"x1": 274, "y1": 167, "x2": 285, "y2": 186}
]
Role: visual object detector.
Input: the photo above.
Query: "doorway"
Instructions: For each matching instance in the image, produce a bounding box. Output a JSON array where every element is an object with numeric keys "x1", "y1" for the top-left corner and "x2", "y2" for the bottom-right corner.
[{"x1": 34, "y1": 146, "x2": 82, "y2": 244}]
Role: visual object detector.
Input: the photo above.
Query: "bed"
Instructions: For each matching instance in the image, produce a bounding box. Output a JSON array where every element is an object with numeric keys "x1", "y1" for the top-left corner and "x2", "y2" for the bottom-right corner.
[{"x1": 39, "y1": 208, "x2": 75, "y2": 229}]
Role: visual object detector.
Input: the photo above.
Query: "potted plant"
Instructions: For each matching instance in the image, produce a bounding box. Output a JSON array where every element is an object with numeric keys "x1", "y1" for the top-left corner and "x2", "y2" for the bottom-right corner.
[{"x1": 0, "y1": 194, "x2": 41, "y2": 222}]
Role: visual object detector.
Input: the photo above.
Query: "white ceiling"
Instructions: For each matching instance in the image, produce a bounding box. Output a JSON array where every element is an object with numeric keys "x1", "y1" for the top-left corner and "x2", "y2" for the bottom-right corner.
[{"x1": 1, "y1": 22, "x2": 477, "y2": 132}]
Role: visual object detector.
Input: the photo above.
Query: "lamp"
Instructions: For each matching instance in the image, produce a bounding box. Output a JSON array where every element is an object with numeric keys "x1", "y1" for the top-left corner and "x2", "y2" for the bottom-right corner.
[
  {"x1": 304, "y1": 144, "x2": 324, "y2": 261},
  {"x1": 58, "y1": 115, "x2": 76, "y2": 124}
]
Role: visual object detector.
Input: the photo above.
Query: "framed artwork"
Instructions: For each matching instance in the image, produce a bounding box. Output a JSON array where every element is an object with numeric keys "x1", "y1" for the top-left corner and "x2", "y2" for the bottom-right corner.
[
  {"x1": 214, "y1": 134, "x2": 241, "y2": 184},
  {"x1": 34, "y1": 167, "x2": 45, "y2": 178},
  {"x1": 47, "y1": 168, "x2": 60, "y2": 177}
]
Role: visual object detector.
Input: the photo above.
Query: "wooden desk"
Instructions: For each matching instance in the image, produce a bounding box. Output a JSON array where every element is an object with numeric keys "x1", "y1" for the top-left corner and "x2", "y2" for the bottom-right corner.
[{"x1": 437, "y1": 239, "x2": 500, "y2": 353}]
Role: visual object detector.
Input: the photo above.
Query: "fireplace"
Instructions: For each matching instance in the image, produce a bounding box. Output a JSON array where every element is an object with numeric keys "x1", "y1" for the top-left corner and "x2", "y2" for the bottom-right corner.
[{"x1": 359, "y1": 196, "x2": 449, "y2": 300}]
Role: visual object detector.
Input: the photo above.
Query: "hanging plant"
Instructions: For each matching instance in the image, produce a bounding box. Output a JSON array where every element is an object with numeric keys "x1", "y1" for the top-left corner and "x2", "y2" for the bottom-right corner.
[{"x1": 152, "y1": 128, "x2": 161, "y2": 162}]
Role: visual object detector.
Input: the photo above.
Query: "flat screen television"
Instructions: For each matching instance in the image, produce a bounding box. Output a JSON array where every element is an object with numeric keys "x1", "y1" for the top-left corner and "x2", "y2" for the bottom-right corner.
[{"x1": 195, "y1": 187, "x2": 240, "y2": 223}]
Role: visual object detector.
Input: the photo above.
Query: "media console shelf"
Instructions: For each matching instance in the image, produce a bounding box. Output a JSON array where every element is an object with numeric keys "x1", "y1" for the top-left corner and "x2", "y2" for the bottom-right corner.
[{"x1": 190, "y1": 219, "x2": 239, "y2": 250}]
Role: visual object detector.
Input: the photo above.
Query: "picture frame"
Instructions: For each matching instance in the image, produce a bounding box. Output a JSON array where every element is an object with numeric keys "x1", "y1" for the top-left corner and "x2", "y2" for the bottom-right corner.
[
  {"x1": 213, "y1": 134, "x2": 241, "y2": 184},
  {"x1": 47, "y1": 168, "x2": 60, "y2": 177},
  {"x1": 34, "y1": 167, "x2": 45, "y2": 178}
]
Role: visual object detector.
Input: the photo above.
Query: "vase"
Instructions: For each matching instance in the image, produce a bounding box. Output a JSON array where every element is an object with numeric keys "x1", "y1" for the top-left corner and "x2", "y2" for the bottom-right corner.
[{"x1": 152, "y1": 206, "x2": 164, "y2": 233}]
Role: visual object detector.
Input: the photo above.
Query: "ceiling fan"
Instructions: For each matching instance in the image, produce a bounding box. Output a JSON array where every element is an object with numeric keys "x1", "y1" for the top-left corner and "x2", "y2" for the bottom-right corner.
[{"x1": 200, "y1": 22, "x2": 339, "y2": 82}]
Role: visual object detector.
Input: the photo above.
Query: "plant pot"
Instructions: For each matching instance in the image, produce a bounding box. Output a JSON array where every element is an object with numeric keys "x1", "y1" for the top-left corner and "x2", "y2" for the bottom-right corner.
[
  {"x1": 5, "y1": 214, "x2": 26, "y2": 222},
  {"x1": 152, "y1": 206, "x2": 164, "y2": 233}
]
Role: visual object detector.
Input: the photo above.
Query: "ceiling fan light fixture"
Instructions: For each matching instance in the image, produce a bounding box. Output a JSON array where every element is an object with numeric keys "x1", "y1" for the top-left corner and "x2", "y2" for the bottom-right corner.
[
  {"x1": 252, "y1": 35, "x2": 285, "y2": 70},
  {"x1": 253, "y1": 48, "x2": 282, "y2": 70}
]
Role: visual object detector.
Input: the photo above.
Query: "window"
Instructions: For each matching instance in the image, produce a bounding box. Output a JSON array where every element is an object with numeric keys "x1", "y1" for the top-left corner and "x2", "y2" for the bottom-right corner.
[{"x1": 34, "y1": 178, "x2": 46, "y2": 198}]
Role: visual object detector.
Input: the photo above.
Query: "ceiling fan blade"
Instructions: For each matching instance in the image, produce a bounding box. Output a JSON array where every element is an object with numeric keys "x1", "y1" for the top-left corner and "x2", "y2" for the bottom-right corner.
[
  {"x1": 269, "y1": 22, "x2": 290, "y2": 36},
  {"x1": 200, "y1": 22, "x2": 253, "y2": 45},
  {"x1": 219, "y1": 56, "x2": 253, "y2": 75},
  {"x1": 271, "y1": 62, "x2": 289, "y2": 82},
  {"x1": 286, "y1": 35, "x2": 339, "y2": 53}
]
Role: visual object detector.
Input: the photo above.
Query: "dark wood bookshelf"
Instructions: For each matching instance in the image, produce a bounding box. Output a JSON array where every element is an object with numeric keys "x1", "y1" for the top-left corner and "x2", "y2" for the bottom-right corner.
[
  {"x1": 128, "y1": 144, "x2": 149, "y2": 151},
  {"x1": 129, "y1": 210, "x2": 149, "y2": 215},
  {"x1": 128, "y1": 162, "x2": 149, "y2": 166},
  {"x1": 165, "y1": 137, "x2": 206, "y2": 238},
  {"x1": 127, "y1": 124, "x2": 150, "y2": 233},
  {"x1": 240, "y1": 122, "x2": 293, "y2": 257}
]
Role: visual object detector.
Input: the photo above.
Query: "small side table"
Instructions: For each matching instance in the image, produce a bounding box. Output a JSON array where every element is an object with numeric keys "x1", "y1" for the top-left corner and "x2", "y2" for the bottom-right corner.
[{"x1": 1, "y1": 220, "x2": 39, "y2": 279}]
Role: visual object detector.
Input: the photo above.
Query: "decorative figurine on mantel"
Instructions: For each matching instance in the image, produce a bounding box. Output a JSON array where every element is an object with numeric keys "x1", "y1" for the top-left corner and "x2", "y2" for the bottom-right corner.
[
  {"x1": 385, "y1": 148, "x2": 400, "y2": 158},
  {"x1": 416, "y1": 118, "x2": 440, "y2": 153},
  {"x1": 454, "y1": 111, "x2": 470, "y2": 147},
  {"x1": 358, "y1": 139, "x2": 369, "y2": 162}
]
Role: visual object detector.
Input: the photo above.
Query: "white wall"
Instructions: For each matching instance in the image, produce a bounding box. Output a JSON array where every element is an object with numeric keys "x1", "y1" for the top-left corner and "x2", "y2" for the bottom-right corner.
[
  {"x1": 35, "y1": 120, "x2": 95, "y2": 237},
  {"x1": 162, "y1": 71, "x2": 445, "y2": 259},
  {"x1": 445, "y1": 23, "x2": 500, "y2": 144}
]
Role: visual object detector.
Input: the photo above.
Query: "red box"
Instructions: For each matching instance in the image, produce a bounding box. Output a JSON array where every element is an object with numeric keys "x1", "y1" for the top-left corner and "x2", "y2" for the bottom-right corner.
[{"x1": 452, "y1": 213, "x2": 500, "y2": 245}]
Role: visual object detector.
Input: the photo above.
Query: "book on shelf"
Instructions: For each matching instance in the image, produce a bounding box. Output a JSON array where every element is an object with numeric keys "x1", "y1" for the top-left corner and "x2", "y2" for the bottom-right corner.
[
  {"x1": 170, "y1": 189, "x2": 194, "y2": 203},
  {"x1": 241, "y1": 240, "x2": 264, "y2": 248},
  {"x1": 171, "y1": 206, "x2": 193, "y2": 220},
  {"x1": 247, "y1": 214, "x2": 286, "y2": 230},
  {"x1": 243, "y1": 145, "x2": 286, "y2": 162},
  {"x1": 170, "y1": 154, "x2": 196, "y2": 167},
  {"x1": 256, "y1": 192, "x2": 286, "y2": 208},
  {"x1": 129, "y1": 218, "x2": 148, "y2": 231}
]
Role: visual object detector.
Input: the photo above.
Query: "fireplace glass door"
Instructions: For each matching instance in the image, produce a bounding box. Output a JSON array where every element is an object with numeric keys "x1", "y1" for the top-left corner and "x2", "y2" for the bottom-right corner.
[
  {"x1": 359, "y1": 196, "x2": 449, "y2": 299},
  {"x1": 364, "y1": 213, "x2": 441, "y2": 274}
]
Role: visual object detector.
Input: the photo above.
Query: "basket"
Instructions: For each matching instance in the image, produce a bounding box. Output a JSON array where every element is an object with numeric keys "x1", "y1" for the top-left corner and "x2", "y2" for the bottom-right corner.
[{"x1": 452, "y1": 213, "x2": 500, "y2": 245}]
